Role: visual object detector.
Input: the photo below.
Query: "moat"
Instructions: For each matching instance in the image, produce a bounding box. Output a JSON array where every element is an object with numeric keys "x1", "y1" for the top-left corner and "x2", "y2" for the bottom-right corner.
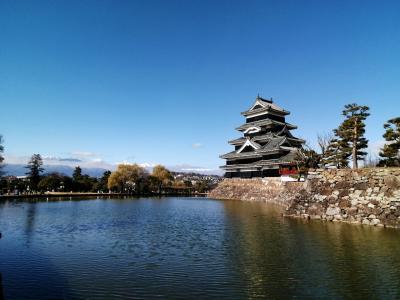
[{"x1": 1, "y1": 197, "x2": 400, "y2": 299}]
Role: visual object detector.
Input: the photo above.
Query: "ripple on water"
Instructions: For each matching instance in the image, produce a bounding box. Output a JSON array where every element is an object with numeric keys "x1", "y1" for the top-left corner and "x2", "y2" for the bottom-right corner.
[{"x1": 1, "y1": 197, "x2": 400, "y2": 299}]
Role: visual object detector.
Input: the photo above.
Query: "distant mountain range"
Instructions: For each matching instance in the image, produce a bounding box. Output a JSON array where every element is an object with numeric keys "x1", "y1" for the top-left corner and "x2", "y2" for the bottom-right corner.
[
  {"x1": 3, "y1": 164, "x2": 109, "y2": 178},
  {"x1": 2, "y1": 164, "x2": 223, "y2": 178}
]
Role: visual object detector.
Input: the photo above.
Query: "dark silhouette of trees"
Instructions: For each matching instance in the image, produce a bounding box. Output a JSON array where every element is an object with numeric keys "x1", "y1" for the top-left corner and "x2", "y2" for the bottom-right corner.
[
  {"x1": 322, "y1": 138, "x2": 350, "y2": 168},
  {"x1": 379, "y1": 117, "x2": 400, "y2": 167},
  {"x1": 321, "y1": 103, "x2": 369, "y2": 169},
  {"x1": 38, "y1": 173, "x2": 73, "y2": 192},
  {"x1": 25, "y1": 154, "x2": 44, "y2": 192},
  {"x1": 335, "y1": 103, "x2": 370, "y2": 169},
  {"x1": 94, "y1": 170, "x2": 111, "y2": 192}
]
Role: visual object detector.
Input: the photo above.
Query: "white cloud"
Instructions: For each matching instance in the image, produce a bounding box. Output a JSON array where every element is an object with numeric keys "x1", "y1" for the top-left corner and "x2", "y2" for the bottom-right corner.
[
  {"x1": 4, "y1": 154, "x2": 222, "y2": 175},
  {"x1": 166, "y1": 164, "x2": 222, "y2": 175},
  {"x1": 3, "y1": 154, "x2": 31, "y2": 164},
  {"x1": 192, "y1": 143, "x2": 203, "y2": 149},
  {"x1": 42, "y1": 156, "x2": 82, "y2": 163},
  {"x1": 139, "y1": 162, "x2": 157, "y2": 168},
  {"x1": 82, "y1": 159, "x2": 115, "y2": 170},
  {"x1": 182, "y1": 167, "x2": 214, "y2": 172},
  {"x1": 70, "y1": 151, "x2": 97, "y2": 157},
  {"x1": 4, "y1": 153, "x2": 114, "y2": 170}
]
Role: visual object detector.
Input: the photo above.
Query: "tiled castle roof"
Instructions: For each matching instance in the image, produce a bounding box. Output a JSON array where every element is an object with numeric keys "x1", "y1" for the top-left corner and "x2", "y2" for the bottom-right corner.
[{"x1": 221, "y1": 95, "x2": 304, "y2": 170}]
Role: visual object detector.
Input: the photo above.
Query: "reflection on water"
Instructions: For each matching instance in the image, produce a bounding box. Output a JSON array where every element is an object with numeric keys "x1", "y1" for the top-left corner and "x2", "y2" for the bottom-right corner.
[
  {"x1": 25, "y1": 203, "x2": 37, "y2": 246},
  {"x1": 223, "y1": 201, "x2": 400, "y2": 299},
  {"x1": 0, "y1": 272, "x2": 4, "y2": 300},
  {"x1": 0, "y1": 197, "x2": 400, "y2": 299}
]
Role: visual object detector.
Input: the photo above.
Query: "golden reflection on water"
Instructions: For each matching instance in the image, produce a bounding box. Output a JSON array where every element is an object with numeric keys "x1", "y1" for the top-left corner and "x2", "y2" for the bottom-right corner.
[{"x1": 222, "y1": 200, "x2": 400, "y2": 299}]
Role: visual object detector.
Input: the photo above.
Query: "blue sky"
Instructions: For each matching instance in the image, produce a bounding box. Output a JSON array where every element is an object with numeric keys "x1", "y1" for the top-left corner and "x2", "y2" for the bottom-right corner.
[{"x1": 1, "y1": 0, "x2": 399, "y2": 174}]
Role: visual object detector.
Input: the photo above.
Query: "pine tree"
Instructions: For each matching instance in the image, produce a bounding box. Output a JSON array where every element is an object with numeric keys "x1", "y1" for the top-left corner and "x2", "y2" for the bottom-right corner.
[
  {"x1": 379, "y1": 117, "x2": 400, "y2": 167},
  {"x1": 322, "y1": 137, "x2": 350, "y2": 168},
  {"x1": 72, "y1": 166, "x2": 83, "y2": 191},
  {"x1": 335, "y1": 103, "x2": 370, "y2": 169},
  {"x1": 25, "y1": 154, "x2": 44, "y2": 192},
  {"x1": 98, "y1": 170, "x2": 111, "y2": 192},
  {"x1": 72, "y1": 166, "x2": 83, "y2": 181}
]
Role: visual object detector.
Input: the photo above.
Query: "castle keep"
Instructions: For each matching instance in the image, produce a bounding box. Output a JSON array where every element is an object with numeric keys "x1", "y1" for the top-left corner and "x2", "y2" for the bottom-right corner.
[{"x1": 221, "y1": 96, "x2": 304, "y2": 178}]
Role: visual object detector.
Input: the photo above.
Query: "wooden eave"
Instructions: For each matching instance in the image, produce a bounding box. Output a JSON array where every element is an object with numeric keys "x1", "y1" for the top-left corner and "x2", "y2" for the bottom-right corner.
[
  {"x1": 228, "y1": 137, "x2": 246, "y2": 145},
  {"x1": 287, "y1": 137, "x2": 306, "y2": 144},
  {"x1": 220, "y1": 157, "x2": 296, "y2": 170},
  {"x1": 227, "y1": 135, "x2": 304, "y2": 149},
  {"x1": 241, "y1": 106, "x2": 289, "y2": 117},
  {"x1": 220, "y1": 151, "x2": 262, "y2": 160},
  {"x1": 236, "y1": 119, "x2": 297, "y2": 131},
  {"x1": 220, "y1": 148, "x2": 283, "y2": 159}
]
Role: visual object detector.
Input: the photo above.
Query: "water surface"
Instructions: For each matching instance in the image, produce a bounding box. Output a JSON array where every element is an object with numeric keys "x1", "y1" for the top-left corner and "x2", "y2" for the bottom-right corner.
[{"x1": 0, "y1": 197, "x2": 400, "y2": 299}]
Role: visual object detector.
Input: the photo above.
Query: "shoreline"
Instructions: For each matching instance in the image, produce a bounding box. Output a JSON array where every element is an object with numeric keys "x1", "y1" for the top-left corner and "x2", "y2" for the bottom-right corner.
[
  {"x1": 0, "y1": 192, "x2": 208, "y2": 200},
  {"x1": 209, "y1": 168, "x2": 400, "y2": 229}
]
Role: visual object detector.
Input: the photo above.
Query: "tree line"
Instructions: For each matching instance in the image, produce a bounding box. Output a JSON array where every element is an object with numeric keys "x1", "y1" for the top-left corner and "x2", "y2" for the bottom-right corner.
[
  {"x1": 296, "y1": 103, "x2": 400, "y2": 170},
  {"x1": 0, "y1": 147, "x2": 213, "y2": 195},
  {"x1": 0, "y1": 153, "x2": 112, "y2": 194}
]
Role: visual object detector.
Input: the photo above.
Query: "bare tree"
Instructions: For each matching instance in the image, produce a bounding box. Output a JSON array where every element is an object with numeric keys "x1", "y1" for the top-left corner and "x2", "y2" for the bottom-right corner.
[
  {"x1": 364, "y1": 152, "x2": 378, "y2": 168},
  {"x1": 317, "y1": 133, "x2": 333, "y2": 157},
  {"x1": 317, "y1": 133, "x2": 335, "y2": 168}
]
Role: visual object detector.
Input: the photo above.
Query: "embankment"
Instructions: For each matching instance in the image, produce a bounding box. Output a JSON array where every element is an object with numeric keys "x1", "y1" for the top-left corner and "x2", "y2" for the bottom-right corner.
[
  {"x1": 209, "y1": 168, "x2": 400, "y2": 228},
  {"x1": 209, "y1": 178, "x2": 304, "y2": 205}
]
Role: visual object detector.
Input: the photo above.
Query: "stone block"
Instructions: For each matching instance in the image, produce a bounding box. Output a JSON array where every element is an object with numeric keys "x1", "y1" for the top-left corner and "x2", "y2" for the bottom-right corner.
[
  {"x1": 384, "y1": 176, "x2": 400, "y2": 190},
  {"x1": 346, "y1": 207, "x2": 358, "y2": 216},
  {"x1": 362, "y1": 219, "x2": 370, "y2": 225},
  {"x1": 339, "y1": 199, "x2": 351, "y2": 208},
  {"x1": 327, "y1": 196, "x2": 337, "y2": 204},
  {"x1": 371, "y1": 218, "x2": 381, "y2": 226},
  {"x1": 354, "y1": 190, "x2": 363, "y2": 196},
  {"x1": 326, "y1": 206, "x2": 340, "y2": 216},
  {"x1": 334, "y1": 214, "x2": 343, "y2": 220},
  {"x1": 354, "y1": 182, "x2": 368, "y2": 190},
  {"x1": 351, "y1": 199, "x2": 358, "y2": 206}
]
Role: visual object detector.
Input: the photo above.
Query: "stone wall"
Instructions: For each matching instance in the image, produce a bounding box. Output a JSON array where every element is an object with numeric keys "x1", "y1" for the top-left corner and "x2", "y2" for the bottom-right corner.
[
  {"x1": 287, "y1": 168, "x2": 400, "y2": 228},
  {"x1": 209, "y1": 168, "x2": 400, "y2": 228},
  {"x1": 208, "y1": 178, "x2": 304, "y2": 206}
]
